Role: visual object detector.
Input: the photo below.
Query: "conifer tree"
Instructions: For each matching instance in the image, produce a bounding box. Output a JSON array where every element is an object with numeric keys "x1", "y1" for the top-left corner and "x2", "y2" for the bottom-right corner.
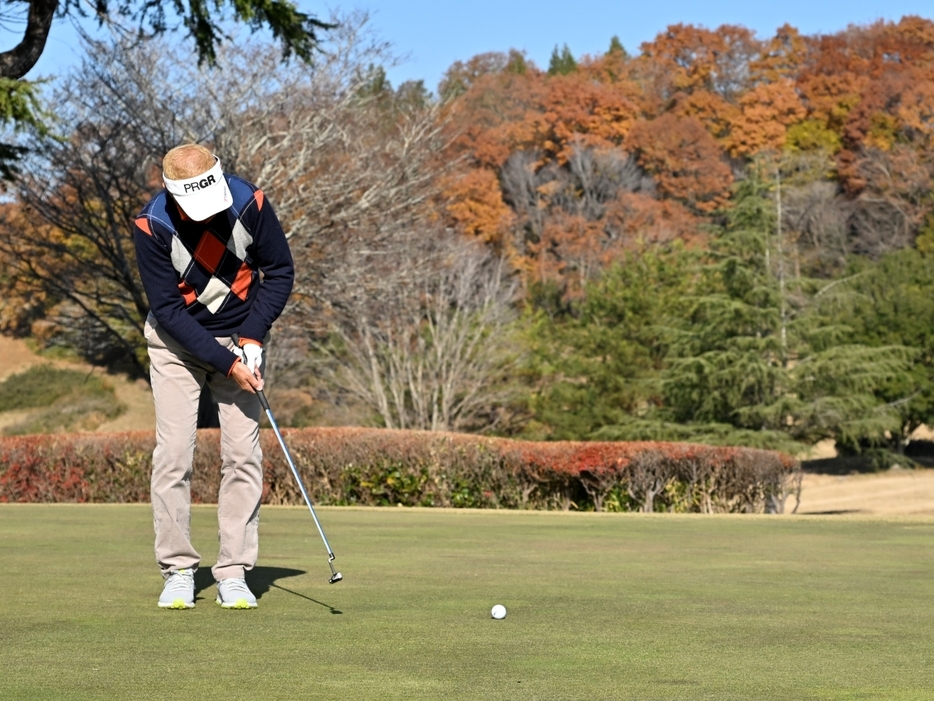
[
  {"x1": 548, "y1": 44, "x2": 577, "y2": 76},
  {"x1": 523, "y1": 248, "x2": 689, "y2": 439},
  {"x1": 606, "y1": 35, "x2": 628, "y2": 59},
  {"x1": 830, "y1": 247, "x2": 934, "y2": 450},
  {"x1": 580, "y1": 172, "x2": 912, "y2": 451}
]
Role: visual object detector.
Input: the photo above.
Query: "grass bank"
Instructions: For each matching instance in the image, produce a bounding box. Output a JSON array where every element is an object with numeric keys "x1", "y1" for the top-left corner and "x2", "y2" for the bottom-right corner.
[{"x1": 2, "y1": 506, "x2": 933, "y2": 700}]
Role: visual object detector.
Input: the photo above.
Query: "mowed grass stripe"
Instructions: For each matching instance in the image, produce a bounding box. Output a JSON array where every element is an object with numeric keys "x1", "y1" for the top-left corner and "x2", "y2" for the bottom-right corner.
[{"x1": 1, "y1": 505, "x2": 933, "y2": 700}]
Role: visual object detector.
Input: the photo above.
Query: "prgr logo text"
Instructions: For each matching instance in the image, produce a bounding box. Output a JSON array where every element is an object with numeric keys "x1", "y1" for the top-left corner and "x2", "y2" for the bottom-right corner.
[{"x1": 184, "y1": 174, "x2": 216, "y2": 193}]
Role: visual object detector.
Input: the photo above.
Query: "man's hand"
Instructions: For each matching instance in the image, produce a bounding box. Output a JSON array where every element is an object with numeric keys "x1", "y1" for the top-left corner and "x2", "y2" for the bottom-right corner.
[
  {"x1": 241, "y1": 342, "x2": 263, "y2": 373},
  {"x1": 230, "y1": 360, "x2": 263, "y2": 393}
]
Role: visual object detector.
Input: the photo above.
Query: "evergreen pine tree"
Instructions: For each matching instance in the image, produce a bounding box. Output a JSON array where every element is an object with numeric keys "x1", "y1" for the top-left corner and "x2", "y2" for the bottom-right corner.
[
  {"x1": 830, "y1": 247, "x2": 934, "y2": 450},
  {"x1": 606, "y1": 36, "x2": 628, "y2": 59},
  {"x1": 523, "y1": 248, "x2": 689, "y2": 440},
  {"x1": 592, "y1": 171, "x2": 912, "y2": 452},
  {"x1": 548, "y1": 44, "x2": 578, "y2": 76}
]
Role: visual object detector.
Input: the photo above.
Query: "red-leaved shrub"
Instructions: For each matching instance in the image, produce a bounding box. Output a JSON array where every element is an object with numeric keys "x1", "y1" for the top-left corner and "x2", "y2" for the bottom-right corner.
[{"x1": 0, "y1": 429, "x2": 801, "y2": 513}]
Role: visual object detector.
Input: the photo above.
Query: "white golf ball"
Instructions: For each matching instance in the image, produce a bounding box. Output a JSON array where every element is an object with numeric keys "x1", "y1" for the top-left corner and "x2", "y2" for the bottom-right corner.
[{"x1": 491, "y1": 604, "x2": 507, "y2": 619}]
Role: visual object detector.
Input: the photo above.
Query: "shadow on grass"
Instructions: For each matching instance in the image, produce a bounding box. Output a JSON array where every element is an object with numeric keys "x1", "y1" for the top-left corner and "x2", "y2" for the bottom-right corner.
[
  {"x1": 798, "y1": 509, "x2": 865, "y2": 515},
  {"x1": 266, "y1": 582, "x2": 343, "y2": 614},
  {"x1": 247, "y1": 566, "x2": 305, "y2": 600},
  {"x1": 193, "y1": 566, "x2": 341, "y2": 613},
  {"x1": 803, "y1": 445, "x2": 934, "y2": 475},
  {"x1": 802, "y1": 456, "x2": 886, "y2": 475}
]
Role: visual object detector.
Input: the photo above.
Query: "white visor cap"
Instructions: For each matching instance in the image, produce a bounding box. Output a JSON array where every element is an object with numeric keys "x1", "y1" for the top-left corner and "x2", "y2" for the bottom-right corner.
[{"x1": 163, "y1": 157, "x2": 232, "y2": 221}]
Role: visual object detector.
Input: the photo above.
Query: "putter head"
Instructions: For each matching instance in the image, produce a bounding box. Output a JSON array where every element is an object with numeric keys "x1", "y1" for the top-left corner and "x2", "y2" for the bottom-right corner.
[{"x1": 328, "y1": 572, "x2": 343, "y2": 584}]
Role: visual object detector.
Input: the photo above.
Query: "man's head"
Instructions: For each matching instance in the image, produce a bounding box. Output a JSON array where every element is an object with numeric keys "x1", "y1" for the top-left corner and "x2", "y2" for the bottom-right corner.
[{"x1": 162, "y1": 144, "x2": 232, "y2": 221}]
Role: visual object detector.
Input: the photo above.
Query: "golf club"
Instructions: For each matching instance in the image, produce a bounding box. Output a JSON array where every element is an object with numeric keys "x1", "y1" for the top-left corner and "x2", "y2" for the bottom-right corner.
[{"x1": 257, "y1": 388, "x2": 342, "y2": 584}]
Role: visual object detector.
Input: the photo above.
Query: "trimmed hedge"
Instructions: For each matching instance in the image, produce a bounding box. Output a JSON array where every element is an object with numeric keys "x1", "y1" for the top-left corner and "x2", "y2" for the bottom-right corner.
[{"x1": 0, "y1": 429, "x2": 801, "y2": 513}]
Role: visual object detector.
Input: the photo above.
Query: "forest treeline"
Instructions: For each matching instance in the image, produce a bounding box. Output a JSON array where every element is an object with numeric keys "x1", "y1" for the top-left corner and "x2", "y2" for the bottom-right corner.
[{"x1": 1, "y1": 12, "x2": 933, "y2": 459}]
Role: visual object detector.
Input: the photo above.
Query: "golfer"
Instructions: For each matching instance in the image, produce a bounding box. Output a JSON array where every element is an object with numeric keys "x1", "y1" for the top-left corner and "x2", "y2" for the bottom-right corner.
[{"x1": 133, "y1": 144, "x2": 294, "y2": 609}]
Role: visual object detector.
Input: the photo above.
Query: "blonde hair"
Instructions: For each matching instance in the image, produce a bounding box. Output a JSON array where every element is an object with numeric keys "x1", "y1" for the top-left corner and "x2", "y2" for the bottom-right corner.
[{"x1": 163, "y1": 144, "x2": 216, "y2": 180}]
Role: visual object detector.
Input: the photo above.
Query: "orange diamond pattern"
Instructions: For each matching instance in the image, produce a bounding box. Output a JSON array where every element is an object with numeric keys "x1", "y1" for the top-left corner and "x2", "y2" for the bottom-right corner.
[
  {"x1": 230, "y1": 262, "x2": 253, "y2": 301},
  {"x1": 193, "y1": 231, "x2": 226, "y2": 274}
]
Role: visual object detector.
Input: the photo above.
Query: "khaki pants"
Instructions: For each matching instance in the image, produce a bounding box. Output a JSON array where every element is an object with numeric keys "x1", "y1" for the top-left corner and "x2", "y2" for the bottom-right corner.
[{"x1": 145, "y1": 314, "x2": 264, "y2": 581}]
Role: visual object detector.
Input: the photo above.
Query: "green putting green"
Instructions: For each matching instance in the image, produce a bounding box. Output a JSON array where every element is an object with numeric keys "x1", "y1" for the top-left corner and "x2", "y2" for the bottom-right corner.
[{"x1": 1, "y1": 505, "x2": 933, "y2": 700}]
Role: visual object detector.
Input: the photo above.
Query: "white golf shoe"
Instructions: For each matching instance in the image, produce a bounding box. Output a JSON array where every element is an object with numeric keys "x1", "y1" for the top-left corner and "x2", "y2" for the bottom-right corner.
[
  {"x1": 158, "y1": 568, "x2": 196, "y2": 609},
  {"x1": 215, "y1": 578, "x2": 258, "y2": 609}
]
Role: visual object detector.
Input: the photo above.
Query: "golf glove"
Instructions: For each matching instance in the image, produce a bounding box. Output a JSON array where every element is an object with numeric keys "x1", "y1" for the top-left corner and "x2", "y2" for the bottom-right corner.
[{"x1": 241, "y1": 342, "x2": 263, "y2": 374}]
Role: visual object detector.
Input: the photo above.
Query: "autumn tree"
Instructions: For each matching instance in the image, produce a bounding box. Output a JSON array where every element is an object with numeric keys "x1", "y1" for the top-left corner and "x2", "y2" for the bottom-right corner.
[
  {"x1": 726, "y1": 80, "x2": 806, "y2": 157},
  {"x1": 750, "y1": 24, "x2": 807, "y2": 83},
  {"x1": 438, "y1": 50, "x2": 530, "y2": 102},
  {"x1": 635, "y1": 23, "x2": 760, "y2": 101},
  {"x1": 442, "y1": 168, "x2": 515, "y2": 249},
  {"x1": 493, "y1": 143, "x2": 697, "y2": 292},
  {"x1": 796, "y1": 19, "x2": 934, "y2": 167},
  {"x1": 439, "y1": 16, "x2": 934, "y2": 308},
  {"x1": 625, "y1": 113, "x2": 733, "y2": 213},
  {"x1": 441, "y1": 48, "x2": 696, "y2": 295}
]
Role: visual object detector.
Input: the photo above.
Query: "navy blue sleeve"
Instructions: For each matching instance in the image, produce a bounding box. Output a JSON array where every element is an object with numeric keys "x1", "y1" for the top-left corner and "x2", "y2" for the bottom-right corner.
[
  {"x1": 237, "y1": 192, "x2": 294, "y2": 343},
  {"x1": 134, "y1": 220, "x2": 240, "y2": 375}
]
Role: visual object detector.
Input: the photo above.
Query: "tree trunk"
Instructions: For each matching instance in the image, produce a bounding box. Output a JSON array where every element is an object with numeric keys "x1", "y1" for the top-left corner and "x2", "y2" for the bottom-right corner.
[{"x1": 0, "y1": 0, "x2": 58, "y2": 79}]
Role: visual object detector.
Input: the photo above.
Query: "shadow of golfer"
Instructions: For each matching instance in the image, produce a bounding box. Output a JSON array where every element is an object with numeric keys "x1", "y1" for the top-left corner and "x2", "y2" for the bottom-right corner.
[
  {"x1": 252, "y1": 566, "x2": 343, "y2": 614},
  {"x1": 193, "y1": 568, "x2": 216, "y2": 601},
  {"x1": 192, "y1": 565, "x2": 302, "y2": 600},
  {"x1": 192, "y1": 565, "x2": 341, "y2": 613},
  {"x1": 247, "y1": 565, "x2": 305, "y2": 600}
]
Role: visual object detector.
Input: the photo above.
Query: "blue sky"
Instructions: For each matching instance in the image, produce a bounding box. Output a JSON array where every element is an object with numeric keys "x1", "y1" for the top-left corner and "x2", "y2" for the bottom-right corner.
[
  {"x1": 362, "y1": 0, "x2": 934, "y2": 92},
  {"x1": 22, "y1": 1, "x2": 934, "y2": 91}
]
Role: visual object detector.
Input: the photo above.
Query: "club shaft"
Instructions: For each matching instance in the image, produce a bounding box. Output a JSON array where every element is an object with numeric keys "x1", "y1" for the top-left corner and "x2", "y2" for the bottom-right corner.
[{"x1": 257, "y1": 390, "x2": 336, "y2": 563}]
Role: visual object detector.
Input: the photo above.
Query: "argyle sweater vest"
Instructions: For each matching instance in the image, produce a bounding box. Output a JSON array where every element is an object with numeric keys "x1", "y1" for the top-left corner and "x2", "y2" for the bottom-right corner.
[{"x1": 133, "y1": 175, "x2": 294, "y2": 375}]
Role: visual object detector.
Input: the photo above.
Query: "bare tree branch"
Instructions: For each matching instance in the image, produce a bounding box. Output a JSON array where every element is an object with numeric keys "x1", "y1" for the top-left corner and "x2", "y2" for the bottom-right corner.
[{"x1": 318, "y1": 232, "x2": 520, "y2": 432}]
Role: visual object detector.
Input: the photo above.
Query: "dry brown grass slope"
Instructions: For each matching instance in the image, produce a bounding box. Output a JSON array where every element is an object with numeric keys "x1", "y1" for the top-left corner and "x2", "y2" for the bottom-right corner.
[{"x1": 0, "y1": 335, "x2": 154, "y2": 433}]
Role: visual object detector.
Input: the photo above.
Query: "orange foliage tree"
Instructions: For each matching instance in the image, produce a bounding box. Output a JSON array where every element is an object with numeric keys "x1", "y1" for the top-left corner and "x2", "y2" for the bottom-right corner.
[
  {"x1": 727, "y1": 80, "x2": 807, "y2": 157},
  {"x1": 625, "y1": 113, "x2": 733, "y2": 213},
  {"x1": 438, "y1": 16, "x2": 934, "y2": 294},
  {"x1": 635, "y1": 23, "x2": 760, "y2": 102},
  {"x1": 442, "y1": 168, "x2": 515, "y2": 249}
]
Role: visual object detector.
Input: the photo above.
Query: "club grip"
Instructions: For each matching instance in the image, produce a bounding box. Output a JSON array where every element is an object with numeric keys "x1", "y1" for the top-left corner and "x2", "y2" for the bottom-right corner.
[{"x1": 256, "y1": 389, "x2": 270, "y2": 412}]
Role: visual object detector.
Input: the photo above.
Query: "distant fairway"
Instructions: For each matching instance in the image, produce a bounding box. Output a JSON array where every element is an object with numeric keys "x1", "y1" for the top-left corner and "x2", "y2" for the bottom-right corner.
[{"x1": 2, "y1": 506, "x2": 933, "y2": 700}]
